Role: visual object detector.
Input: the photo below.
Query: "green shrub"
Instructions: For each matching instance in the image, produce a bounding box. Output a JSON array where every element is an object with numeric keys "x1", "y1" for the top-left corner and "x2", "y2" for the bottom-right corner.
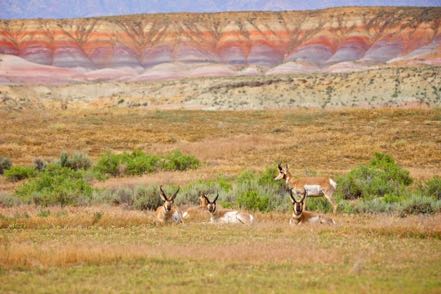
[
  {"x1": 0, "y1": 156, "x2": 12, "y2": 175},
  {"x1": 94, "y1": 150, "x2": 200, "y2": 177},
  {"x1": 399, "y1": 196, "x2": 438, "y2": 216},
  {"x1": 94, "y1": 152, "x2": 122, "y2": 177},
  {"x1": 16, "y1": 164, "x2": 93, "y2": 206},
  {"x1": 160, "y1": 150, "x2": 200, "y2": 171},
  {"x1": 237, "y1": 190, "x2": 270, "y2": 212},
  {"x1": 133, "y1": 185, "x2": 163, "y2": 210},
  {"x1": 125, "y1": 151, "x2": 159, "y2": 175},
  {"x1": 369, "y1": 153, "x2": 412, "y2": 185},
  {"x1": 420, "y1": 176, "x2": 441, "y2": 199},
  {"x1": 60, "y1": 151, "x2": 92, "y2": 170},
  {"x1": 337, "y1": 152, "x2": 412, "y2": 199},
  {"x1": 4, "y1": 166, "x2": 36, "y2": 182}
]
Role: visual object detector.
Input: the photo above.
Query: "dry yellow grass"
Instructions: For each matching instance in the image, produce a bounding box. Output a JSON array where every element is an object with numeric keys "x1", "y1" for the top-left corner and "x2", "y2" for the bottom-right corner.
[{"x1": 0, "y1": 205, "x2": 440, "y2": 292}]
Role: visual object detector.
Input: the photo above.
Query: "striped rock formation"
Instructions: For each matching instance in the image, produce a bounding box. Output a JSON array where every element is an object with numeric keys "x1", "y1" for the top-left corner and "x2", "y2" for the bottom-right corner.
[{"x1": 1, "y1": 7, "x2": 440, "y2": 83}]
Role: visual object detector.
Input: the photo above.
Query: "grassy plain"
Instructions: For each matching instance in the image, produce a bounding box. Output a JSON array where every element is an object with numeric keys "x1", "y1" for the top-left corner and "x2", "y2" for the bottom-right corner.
[
  {"x1": 0, "y1": 206, "x2": 440, "y2": 293},
  {"x1": 1, "y1": 108, "x2": 441, "y2": 191}
]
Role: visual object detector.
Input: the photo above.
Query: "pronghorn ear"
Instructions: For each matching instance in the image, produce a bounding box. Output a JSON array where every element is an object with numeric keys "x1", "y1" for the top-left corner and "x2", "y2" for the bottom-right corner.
[
  {"x1": 289, "y1": 189, "x2": 296, "y2": 203},
  {"x1": 300, "y1": 189, "x2": 307, "y2": 202},
  {"x1": 285, "y1": 163, "x2": 289, "y2": 172},
  {"x1": 171, "y1": 187, "x2": 180, "y2": 200},
  {"x1": 159, "y1": 185, "x2": 168, "y2": 201},
  {"x1": 278, "y1": 162, "x2": 283, "y2": 172}
]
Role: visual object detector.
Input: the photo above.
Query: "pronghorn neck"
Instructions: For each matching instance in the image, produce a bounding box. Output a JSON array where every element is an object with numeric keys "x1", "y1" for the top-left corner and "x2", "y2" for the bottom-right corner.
[{"x1": 292, "y1": 211, "x2": 302, "y2": 220}]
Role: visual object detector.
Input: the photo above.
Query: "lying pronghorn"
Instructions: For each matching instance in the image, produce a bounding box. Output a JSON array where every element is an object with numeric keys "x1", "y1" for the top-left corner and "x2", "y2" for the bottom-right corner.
[
  {"x1": 203, "y1": 193, "x2": 254, "y2": 224},
  {"x1": 289, "y1": 189, "x2": 335, "y2": 225},
  {"x1": 182, "y1": 192, "x2": 210, "y2": 220},
  {"x1": 275, "y1": 163, "x2": 338, "y2": 213},
  {"x1": 156, "y1": 186, "x2": 183, "y2": 224}
]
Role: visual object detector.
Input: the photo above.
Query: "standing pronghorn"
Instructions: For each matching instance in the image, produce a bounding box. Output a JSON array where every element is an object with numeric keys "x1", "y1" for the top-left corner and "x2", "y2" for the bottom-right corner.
[
  {"x1": 275, "y1": 163, "x2": 338, "y2": 213},
  {"x1": 156, "y1": 186, "x2": 183, "y2": 224},
  {"x1": 203, "y1": 193, "x2": 254, "y2": 225},
  {"x1": 289, "y1": 189, "x2": 335, "y2": 225}
]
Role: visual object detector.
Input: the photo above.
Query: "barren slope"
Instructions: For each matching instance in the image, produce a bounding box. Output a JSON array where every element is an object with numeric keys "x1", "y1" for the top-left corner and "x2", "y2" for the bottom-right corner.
[{"x1": 1, "y1": 7, "x2": 441, "y2": 83}]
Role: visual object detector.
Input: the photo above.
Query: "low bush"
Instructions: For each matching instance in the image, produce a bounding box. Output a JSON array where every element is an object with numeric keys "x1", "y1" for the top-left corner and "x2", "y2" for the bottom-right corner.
[
  {"x1": 93, "y1": 185, "x2": 169, "y2": 211},
  {"x1": 4, "y1": 166, "x2": 36, "y2": 182},
  {"x1": 0, "y1": 156, "x2": 12, "y2": 175},
  {"x1": 399, "y1": 195, "x2": 439, "y2": 216},
  {"x1": 94, "y1": 150, "x2": 200, "y2": 177},
  {"x1": 160, "y1": 150, "x2": 200, "y2": 171},
  {"x1": 237, "y1": 190, "x2": 270, "y2": 212},
  {"x1": 60, "y1": 151, "x2": 92, "y2": 170},
  {"x1": 133, "y1": 185, "x2": 163, "y2": 210},
  {"x1": 16, "y1": 164, "x2": 93, "y2": 206},
  {"x1": 337, "y1": 152, "x2": 412, "y2": 200},
  {"x1": 0, "y1": 192, "x2": 22, "y2": 207},
  {"x1": 34, "y1": 158, "x2": 47, "y2": 171},
  {"x1": 420, "y1": 176, "x2": 441, "y2": 200}
]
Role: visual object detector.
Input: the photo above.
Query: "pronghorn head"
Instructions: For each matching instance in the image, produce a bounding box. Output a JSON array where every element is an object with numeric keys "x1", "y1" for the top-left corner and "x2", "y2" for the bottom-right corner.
[
  {"x1": 290, "y1": 188, "x2": 307, "y2": 216},
  {"x1": 159, "y1": 185, "x2": 180, "y2": 212},
  {"x1": 275, "y1": 163, "x2": 290, "y2": 181},
  {"x1": 204, "y1": 193, "x2": 219, "y2": 214},
  {"x1": 198, "y1": 192, "x2": 209, "y2": 208}
]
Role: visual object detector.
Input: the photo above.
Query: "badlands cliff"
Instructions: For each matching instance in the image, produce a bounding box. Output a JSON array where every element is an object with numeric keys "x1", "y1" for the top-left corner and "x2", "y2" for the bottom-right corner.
[{"x1": 1, "y1": 7, "x2": 441, "y2": 84}]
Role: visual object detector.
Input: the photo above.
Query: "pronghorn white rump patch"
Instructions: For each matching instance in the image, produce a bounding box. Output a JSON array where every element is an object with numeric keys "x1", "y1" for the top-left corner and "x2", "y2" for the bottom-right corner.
[
  {"x1": 329, "y1": 178, "x2": 337, "y2": 190},
  {"x1": 304, "y1": 185, "x2": 322, "y2": 196}
]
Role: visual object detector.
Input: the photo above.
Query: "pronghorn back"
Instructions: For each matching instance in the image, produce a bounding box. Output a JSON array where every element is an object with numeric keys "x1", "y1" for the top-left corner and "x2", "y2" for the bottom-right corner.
[
  {"x1": 203, "y1": 193, "x2": 255, "y2": 225},
  {"x1": 275, "y1": 163, "x2": 338, "y2": 213}
]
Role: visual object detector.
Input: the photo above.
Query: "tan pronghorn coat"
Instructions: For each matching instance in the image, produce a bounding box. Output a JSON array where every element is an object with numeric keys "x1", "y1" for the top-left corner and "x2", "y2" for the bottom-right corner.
[
  {"x1": 156, "y1": 186, "x2": 183, "y2": 224},
  {"x1": 204, "y1": 194, "x2": 254, "y2": 225},
  {"x1": 275, "y1": 163, "x2": 338, "y2": 213},
  {"x1": 289, "y1": 189, "x2": 335, "y2": 225},
  {"x1": 182, "y1": 192, "x2": 211, "y2": 220}
]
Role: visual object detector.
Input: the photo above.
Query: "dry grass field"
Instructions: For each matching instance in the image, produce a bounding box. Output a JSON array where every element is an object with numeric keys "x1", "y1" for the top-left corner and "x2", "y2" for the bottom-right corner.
[
  {"x1": 1, "y1": 107, "x2": 441, "y2": 292},
  {"x1": 1, "y1": 108, "x2": 441, "y2": 190},
  {"x1": 0, "y1": 206, "x2": 440, "y2": 293}
]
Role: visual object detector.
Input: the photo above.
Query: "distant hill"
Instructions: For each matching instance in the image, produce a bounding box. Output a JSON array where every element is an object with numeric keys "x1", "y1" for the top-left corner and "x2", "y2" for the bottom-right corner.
[
  {"x1": 1, "y1": 0, "x2": 439, "y2": 19},
  {"x1": 0, "y1": 7, "x2": 440, "y2": 84}
]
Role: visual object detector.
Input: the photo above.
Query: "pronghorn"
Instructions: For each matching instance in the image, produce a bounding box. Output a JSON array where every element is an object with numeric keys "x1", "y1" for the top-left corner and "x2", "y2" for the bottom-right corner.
[
  {"x1": 275, "y1": 163, "x2": 338, "y2": 213},
  {"x1": 156, "y1": 186, "x2": 183, "y2": 224},
  {"x1": 182, "y1": 192, "x2": 211, "y2": 220},
  {"x1": 203, "y1": 193, "x2": 254, "y2": 224},
  {"x1": 289, "y1": 189, "x2": 335, "y2": 225}
]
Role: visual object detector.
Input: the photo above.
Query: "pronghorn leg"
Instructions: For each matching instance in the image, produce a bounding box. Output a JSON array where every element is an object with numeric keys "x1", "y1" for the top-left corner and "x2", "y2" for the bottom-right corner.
[{"x1": 323, "y1": 191, "x2": 337, "y2": 214}]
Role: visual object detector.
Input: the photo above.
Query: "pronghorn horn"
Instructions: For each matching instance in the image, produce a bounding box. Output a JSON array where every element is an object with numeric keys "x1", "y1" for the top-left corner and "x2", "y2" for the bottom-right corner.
[
  {"x1": 171, "y1": 187, "x2": 180, "y2": 200},
  {"x1": 159, "y1": 185, "x2": 168, "y2": 201},
  {"x1": 213, "y1": 193, "x2": 219, "y2": 203},
  {"x1": 278, "y1": 162, "x2": 283, "y2": 171},
  {"x1": 289, "y1": 189, "x2": 296, "y2": 203}
]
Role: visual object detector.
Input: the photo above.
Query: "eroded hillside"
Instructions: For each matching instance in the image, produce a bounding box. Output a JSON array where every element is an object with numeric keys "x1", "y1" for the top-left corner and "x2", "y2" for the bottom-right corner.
[{"x1": 0, "y1": 7, "x2": 441, "y2": 83}]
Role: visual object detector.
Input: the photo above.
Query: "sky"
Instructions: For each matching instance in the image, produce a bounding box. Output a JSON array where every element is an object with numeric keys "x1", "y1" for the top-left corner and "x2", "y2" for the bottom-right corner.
[{"x1": 1, "y1": 0, "x2": 441, "y2": 19}]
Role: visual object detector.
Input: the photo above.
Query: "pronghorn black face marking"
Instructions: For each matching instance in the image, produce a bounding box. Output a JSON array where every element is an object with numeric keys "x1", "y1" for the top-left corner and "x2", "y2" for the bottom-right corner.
[
  {"x1": 205, "y1": 193, "x2": 219, "y2": 214},
  {"x1": 290, "y1": 189, "x2": 306, "y2": 216},
  {"x1": 159, "y1": 186, "x2": 180, "y2": 212}
]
